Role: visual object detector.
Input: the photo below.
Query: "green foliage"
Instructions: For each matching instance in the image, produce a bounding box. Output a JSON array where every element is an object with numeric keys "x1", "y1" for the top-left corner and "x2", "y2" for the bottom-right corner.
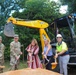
[
  {"x1": 13, "y1": 0, "x2": 61, "y2": 22},
  {"x1": 3, "y1": 36, "x2": 13, "y2": 60}
]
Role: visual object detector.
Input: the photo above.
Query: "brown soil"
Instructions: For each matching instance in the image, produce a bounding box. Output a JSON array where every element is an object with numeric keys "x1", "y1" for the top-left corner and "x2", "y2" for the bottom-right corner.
[{"x1": 0, "y1": 68, "x2": 61, "y2": 75}]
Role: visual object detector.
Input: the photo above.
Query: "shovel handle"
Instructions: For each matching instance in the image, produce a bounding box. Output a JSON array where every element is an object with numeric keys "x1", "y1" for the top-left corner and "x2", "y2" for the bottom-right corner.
[
  {"x1": 55, "y1": 51, "x2": 57, "y2": 63},
  {"x1": 45, "y1": 58, "x2": 49, "y2": 62},
  {"x1": 55, "y1": 57, "x2": 57, "y2": 63}
]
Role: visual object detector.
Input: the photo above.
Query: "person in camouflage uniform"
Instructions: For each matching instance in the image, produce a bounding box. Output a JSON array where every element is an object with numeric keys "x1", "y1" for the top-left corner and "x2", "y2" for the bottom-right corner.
[
  {"x1": 10, "y1": 34, "x2": 22, "y2": 70},
  {"x1": 0, "y1": 36, "x2": 5, "y2": 73}
]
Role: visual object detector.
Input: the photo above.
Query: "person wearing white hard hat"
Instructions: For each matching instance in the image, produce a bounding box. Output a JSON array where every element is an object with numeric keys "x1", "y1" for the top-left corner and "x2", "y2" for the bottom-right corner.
[{"x1": 55, "y1": 34, "x2": 70, "y2": 75}]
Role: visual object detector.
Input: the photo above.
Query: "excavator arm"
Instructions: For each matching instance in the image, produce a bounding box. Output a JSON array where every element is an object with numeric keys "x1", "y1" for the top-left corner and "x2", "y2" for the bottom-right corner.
[
  {"x1": 4, "y1": 17, "x2": 51, "y2": 51},
  {"x1": 7, "y1": 17, "x2": 49, "y2": 29}
]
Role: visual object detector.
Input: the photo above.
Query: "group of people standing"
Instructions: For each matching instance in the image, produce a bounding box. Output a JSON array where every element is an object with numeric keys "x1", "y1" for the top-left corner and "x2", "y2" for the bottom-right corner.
[{"x1": 0, "y1": 34, "x2": 70, "y2": 75}]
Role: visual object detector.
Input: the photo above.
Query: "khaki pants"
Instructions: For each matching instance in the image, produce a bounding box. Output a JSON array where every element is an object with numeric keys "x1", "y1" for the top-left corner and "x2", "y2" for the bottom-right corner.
[
  {"x1": 0, "y1": 59, "x2": 4, "y2": 73},
  {"x1": 59, "y1": 55, "x2": 70, "y2": 75},
  {"x1": 10, "y1": 56, "x2": 19, "y2": 70}
]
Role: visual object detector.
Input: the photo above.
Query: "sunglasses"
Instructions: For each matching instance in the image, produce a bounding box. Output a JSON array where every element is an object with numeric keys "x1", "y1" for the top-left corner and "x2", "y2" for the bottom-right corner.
[{"x1": 57, "y1": 37, "x2": 62, "y2": 38}]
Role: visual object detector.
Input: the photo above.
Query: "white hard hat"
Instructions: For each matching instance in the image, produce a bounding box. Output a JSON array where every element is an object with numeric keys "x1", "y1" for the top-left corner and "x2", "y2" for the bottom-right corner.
[{"x1": 56, "y1": 34, "x2": 62, "y2": 38}]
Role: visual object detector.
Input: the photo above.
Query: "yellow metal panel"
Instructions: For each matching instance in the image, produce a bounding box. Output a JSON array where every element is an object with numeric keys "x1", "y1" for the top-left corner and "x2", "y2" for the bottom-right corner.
[{"x1": 39, "y1": 29, "x2": 51, "y2": 51}]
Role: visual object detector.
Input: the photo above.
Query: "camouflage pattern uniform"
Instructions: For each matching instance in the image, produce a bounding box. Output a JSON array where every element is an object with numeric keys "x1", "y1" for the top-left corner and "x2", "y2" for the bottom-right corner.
[
  {"x1": 10, "y1": 35, "x2": 21, "y2": 70},
  {"x1": 0, "y1": 36, "x2": 5, "y2": 73}
]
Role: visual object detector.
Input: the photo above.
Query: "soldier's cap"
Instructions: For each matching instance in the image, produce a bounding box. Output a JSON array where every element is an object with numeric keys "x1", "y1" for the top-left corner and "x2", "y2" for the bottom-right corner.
[
  {"x1": 14, "y1": 34, "x2": 19, "y2": 38},
  {"x1": 0, "y1": 36, "x2": 2, "y2": 40}
]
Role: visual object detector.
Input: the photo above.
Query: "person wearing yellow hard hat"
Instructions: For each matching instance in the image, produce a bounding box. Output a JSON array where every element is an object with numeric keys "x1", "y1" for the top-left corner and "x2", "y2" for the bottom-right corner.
[{"x1": 55, "y1": 34, "x2": 70, "y2": 75}]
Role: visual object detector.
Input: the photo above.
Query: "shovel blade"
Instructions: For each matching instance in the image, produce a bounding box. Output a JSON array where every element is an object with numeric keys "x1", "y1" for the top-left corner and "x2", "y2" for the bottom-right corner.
[
  {"x1": 4, "y1": 22, "x2": 15, "y2": 37},
  {"x1": 51, "y1": 62, "x2": 57, "y2": 69}
]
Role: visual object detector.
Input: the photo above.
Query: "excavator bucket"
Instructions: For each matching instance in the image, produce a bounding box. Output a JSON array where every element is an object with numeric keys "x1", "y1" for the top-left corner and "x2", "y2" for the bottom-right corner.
[{"x1": 4, "y1": 22, "x2": 15, "y2": 37}]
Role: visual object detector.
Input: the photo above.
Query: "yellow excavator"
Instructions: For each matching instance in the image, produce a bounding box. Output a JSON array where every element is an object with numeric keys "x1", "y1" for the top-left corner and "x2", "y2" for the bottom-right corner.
[
  {"x1": 4, "y1": 17, "x2": 50, "y2": 52},
  {"x1": 3, "y1": 14, "x2": 76, "y2": 75},
  {"x1": 3, "y1": 17, "x2": 58, "y2": 74}
]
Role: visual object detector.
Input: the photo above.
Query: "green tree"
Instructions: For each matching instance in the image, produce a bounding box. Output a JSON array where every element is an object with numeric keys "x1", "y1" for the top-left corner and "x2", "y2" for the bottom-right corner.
[{"x1": 13, "y1": 0, "x2": 61, "y2": 23}]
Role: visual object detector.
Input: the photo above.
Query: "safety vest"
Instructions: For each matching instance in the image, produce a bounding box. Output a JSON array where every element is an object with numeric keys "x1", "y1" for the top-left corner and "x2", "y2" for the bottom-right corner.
[{"x1": 56, "y1": 41, "x2": 68, "y2": 52}]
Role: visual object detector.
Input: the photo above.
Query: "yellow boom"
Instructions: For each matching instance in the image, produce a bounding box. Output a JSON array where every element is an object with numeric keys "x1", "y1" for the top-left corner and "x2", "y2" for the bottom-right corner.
[
  {"x1": 7, "y1": 17, "x2": 49, "y2": 29},
  {"x1": 6, "y1": 17, "x2": 50, "y2": 51},
  {"x1": 4, "y1": 17, "x2": 57, "y2": 70}
]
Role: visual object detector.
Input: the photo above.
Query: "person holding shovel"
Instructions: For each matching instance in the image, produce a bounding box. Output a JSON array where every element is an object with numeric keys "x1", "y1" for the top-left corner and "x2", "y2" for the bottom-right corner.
[
  {"x1": 10, "y1": 34, "x2": 22, "y2": 70},
  {"x1": 55, "y1": 34, "x2": 70, "y2": 75},
  {"x1": 26, "y1": 39, "x2": 42, "y2": 69},
  {"x1": 42, "y1": 39, "x2": 54, "y2": 70}
]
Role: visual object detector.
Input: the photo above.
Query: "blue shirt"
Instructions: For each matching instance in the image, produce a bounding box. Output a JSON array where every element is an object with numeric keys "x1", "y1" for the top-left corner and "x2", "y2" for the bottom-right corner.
[{"x1": 44, "y1": 46, "x2": 53, "y2": 56}]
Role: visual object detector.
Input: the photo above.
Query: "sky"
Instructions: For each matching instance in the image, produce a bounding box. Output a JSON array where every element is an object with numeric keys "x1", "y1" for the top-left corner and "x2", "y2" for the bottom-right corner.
[
  {"x1": 59, "y1": 5, "x2": 68, "y2": 14},
  {"x1": 51, "y1": 0, "x2": 68, "y2": 14}
]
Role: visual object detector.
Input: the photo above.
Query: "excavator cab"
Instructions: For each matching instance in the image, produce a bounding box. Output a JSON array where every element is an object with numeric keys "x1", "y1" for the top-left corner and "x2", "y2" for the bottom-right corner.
[{"x1": 51, "y1": 14, "x2": 76, "y2": 65}]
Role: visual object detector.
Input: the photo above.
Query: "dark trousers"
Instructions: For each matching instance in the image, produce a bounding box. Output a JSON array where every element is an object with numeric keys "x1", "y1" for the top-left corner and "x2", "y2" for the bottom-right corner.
[{"x1": 45, "y1": 55, "x2": 54, "y2": 70}]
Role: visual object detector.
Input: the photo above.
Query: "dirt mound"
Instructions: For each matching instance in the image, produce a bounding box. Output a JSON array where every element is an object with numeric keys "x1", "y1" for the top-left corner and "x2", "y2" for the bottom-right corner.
[{"x1": 0, "y1": 68, "x2": 61, "y2": 75}]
